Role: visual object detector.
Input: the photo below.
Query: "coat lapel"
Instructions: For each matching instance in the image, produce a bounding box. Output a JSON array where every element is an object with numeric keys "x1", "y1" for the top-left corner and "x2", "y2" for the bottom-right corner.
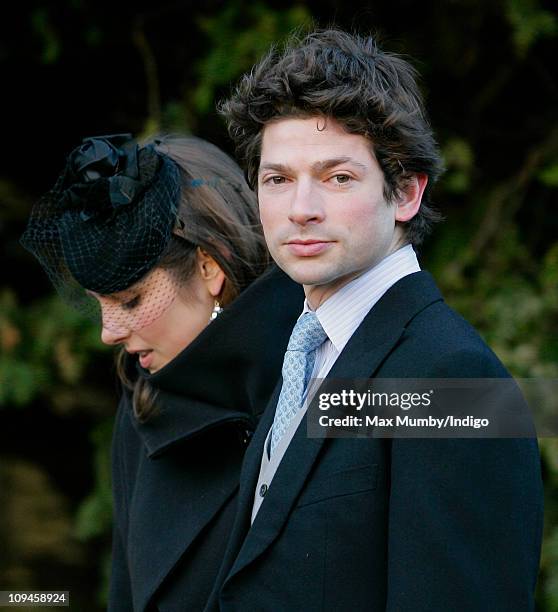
[
  {"x1": 205, "y1": 381, "x2": 283, "y2": 609},
  {"x1": 221, "y1": 271, "x2": 443, "y2": 585},
  {"x1": 129, "y1": 450, "x2": 240, "y2": 611}
]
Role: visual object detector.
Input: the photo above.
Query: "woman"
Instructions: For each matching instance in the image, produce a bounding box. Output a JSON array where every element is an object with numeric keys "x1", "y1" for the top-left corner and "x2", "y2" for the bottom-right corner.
[{"x1": 21, "y1": 133, "x2": 302, "y2": 611}]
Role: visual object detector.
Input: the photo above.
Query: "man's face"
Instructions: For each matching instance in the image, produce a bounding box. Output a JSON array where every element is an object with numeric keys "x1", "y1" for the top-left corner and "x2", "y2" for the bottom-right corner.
[{"x1": 258, "y1": 117, "x2": 413, "y2": 307}]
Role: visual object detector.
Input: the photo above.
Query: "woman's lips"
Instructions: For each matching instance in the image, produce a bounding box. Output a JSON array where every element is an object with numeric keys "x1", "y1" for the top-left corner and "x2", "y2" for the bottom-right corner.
[
  {"x1": 138, "y1": 350, "x2": 153, "y2": 370},
  {"x1": 286, "y1": 240, "x2": 333, "y2": 257}
]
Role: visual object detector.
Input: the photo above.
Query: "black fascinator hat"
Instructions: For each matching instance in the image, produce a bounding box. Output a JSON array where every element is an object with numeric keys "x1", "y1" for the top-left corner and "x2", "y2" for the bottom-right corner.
[{"x1": 21, "y1": 133, "x2": 181, "y2": 313}]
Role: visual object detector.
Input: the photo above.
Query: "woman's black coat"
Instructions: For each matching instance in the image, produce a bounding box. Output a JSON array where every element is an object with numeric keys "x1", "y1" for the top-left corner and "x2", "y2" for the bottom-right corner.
[{"x1": 108, "y1": 266, "x2": 303, "y2": 612}]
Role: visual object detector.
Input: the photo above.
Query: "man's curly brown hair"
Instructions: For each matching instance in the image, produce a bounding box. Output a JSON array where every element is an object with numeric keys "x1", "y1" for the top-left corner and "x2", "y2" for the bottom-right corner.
[{"x1": 219, "y1": 29, "x2": 445, "y2": 245}]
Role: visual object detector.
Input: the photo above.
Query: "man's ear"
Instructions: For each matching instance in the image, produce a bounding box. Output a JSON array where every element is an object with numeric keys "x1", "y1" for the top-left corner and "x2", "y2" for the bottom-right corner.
[
  {"x1": 196, "y1": 248, "x2": 226, "y2": 298},
  {"x1": 394, "y1": 173, "x2": 428, "y2": 223}
]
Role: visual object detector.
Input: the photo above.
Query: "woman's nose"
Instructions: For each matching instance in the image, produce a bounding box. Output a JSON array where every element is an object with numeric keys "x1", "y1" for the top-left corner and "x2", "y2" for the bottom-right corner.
[
  {"x1": 100, "y1": 307, "x2": 131, "y2": 345},
  {"x1": 100, "y1": 322, "x2": 130, "y2": 345}
]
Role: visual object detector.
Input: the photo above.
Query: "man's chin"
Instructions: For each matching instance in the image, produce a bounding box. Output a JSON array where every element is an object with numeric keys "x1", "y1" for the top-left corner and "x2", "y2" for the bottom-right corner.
[
  {"x1": 274, "y1": 259, "x2": 340, "y2": 288},
  {"x1": 276, "y1": 265, "x2": 324, "y2": 287}
]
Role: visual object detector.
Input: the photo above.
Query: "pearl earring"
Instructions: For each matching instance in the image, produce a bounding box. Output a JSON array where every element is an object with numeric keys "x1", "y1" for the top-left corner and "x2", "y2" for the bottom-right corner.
[{"x1": 209, "y1": 300, "x2": 223, "y2": 322}]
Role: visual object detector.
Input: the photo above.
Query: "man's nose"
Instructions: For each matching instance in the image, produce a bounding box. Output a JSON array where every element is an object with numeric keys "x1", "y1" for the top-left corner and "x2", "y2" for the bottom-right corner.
[{"x1": 288, "y1": 180, "x2": 325, "y2": 226}]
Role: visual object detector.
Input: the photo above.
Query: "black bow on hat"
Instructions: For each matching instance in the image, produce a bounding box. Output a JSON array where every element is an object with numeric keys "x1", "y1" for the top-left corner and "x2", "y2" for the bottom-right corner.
[{"x1": 21, "y1": 133, "x2": 181, "y2": 297}]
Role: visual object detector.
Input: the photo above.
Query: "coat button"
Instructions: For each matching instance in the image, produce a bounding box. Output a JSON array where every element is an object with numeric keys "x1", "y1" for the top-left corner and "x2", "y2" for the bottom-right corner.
[
  {"x1": 238, "y1": 428, "x2": 253, "y2": 446},
  {"x1": 259, "y1": 483, "x2": 268, "y2": 498}
]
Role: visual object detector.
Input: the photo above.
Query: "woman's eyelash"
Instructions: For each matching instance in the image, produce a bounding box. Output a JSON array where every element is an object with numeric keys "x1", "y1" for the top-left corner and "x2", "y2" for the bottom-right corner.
[{"x1": 122, "y1": 295, "x2": 140, "y2": 310}]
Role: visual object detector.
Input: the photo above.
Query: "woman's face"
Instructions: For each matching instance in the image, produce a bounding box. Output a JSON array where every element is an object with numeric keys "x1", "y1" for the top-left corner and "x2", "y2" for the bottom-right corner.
[{"x1": 91, "y1": 251, "x2": 225, "y2": 373}]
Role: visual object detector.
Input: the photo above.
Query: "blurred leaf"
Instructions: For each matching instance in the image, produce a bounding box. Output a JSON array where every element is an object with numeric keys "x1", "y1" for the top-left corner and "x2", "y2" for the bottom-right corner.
[
  {"x1": 194, "y1": 2, "x2": 312, "y2": 114},
  {"x1": 504, "y1": 0, "x2": 558, "y2": 57},
  {"x1": 30, "y1": 9, "x2": 61, "y2": 64},
  {"x1": 542, "y1": 521, "x2": 558, "y2": 612},
  {"x1": 441, "y1": 138, "x2": 475, "y2": 194},
  {"x1": 160, "y1": 100, "x2": 193, "y2": 134},
  {"x1": 0, "y1": 289, "x2": 108, "y2": 408},
  {"x1": 74, "y1": 418, "x2": 113, "y2": 540},
  {"x1": 0, "y1": 358, "x2": 38, "y2": 406},
  {"x1": 539, "y1": 163, "x2": 558, "y2": 187}
]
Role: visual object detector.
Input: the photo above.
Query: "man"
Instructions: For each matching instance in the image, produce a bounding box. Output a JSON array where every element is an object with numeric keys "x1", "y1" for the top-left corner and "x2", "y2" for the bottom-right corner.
[{"x1": 209, "y1": 29, "x2": 543, "y2": 611}]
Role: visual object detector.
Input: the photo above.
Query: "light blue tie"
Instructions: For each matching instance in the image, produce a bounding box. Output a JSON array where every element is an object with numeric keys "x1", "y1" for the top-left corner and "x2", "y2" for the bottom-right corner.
[{"x1": 270, "y1": 311, "x2": 328, "y2": 456}]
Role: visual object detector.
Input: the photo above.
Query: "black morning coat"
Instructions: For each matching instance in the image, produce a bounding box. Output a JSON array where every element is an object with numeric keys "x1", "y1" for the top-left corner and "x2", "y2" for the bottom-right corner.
[
  {"x1": 108, "y1": 265, "x2": 304, "y2": 612},
  {"x1": 206, "y1": 271, "x2": 544, "y2": 612}
]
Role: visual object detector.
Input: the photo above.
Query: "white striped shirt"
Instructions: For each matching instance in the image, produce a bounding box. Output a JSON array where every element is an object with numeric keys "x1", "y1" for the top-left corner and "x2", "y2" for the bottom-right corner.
[{"x1": 304, "y1": 243, "x2": 421, "y2": 388}]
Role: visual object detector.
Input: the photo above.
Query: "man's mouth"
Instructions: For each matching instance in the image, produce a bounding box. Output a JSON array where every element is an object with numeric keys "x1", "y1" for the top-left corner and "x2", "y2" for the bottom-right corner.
[{"x1": 285, "y1": 239, "x2": 334, "y2": 257}]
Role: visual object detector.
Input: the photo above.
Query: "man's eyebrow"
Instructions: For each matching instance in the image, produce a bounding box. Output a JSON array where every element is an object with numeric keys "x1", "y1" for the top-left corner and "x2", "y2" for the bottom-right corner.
[
  {"x1": 258, "y1": 162, "x2": 292, "y2": 174},
  {"x1": 312, "y1": 157, "x2": 368, "y2": 172},
  {"x1": 258, "y1": 157, "x2": 368, "y2": 175}
]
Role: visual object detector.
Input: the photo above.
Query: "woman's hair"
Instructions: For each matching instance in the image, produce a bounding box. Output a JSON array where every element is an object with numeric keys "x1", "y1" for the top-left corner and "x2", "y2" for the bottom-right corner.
[{"x1": 116, "y1": 134, "x2": 269, "y2": 422}]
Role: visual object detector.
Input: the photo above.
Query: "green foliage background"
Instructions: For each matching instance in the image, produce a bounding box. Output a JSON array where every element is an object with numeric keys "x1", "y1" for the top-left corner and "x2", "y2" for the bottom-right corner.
[{"x1": 1, "y1": 0, "x2": 556, "y2": 608}]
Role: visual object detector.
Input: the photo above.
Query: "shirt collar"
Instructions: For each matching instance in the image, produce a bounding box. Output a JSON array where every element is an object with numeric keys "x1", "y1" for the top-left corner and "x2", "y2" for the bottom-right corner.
[{"x1": 302, "y1": 244, "x2": 421, "y2": 352}]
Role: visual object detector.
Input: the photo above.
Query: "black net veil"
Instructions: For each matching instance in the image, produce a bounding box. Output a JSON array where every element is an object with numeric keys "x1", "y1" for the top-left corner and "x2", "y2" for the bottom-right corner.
[{"x1": 20, "y1": 134, "x2": 183, "y2": 333}]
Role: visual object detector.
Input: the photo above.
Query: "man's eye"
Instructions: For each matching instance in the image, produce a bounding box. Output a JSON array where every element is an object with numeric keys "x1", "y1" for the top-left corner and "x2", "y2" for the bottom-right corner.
[
  {"x1": 122, "y1": 295, "x2": 140, "y2": 310},
  {"x1": 264, "y1": 176, "x2": 286, "y2": 185},
  {"x1": 332, "y1": 174, "x2": 351, "y2": 184}
]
